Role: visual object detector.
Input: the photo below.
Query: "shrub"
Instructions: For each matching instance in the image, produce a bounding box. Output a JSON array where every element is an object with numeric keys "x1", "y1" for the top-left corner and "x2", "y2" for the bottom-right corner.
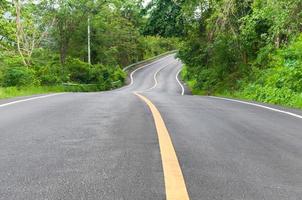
[
  {"x1": 65, "y1": 58, "x2": 92, "y2": 84},
  {"x1": 65, "y1": 58, "x2": 126, "y2": 89},
  {"x1": 2, "y1": 67, "x2": 37, "y2": 87},
  {"x1": 139, "y1": 36, "x2": 180, "y2": 59},
  {"x1": 89, "y1": 65, "x2": 126, "y2": 89},
  {"x1": 32, "y1": 64, "x2": 67, "y2": 86},
  {"x1": 113, "y1": 67, "x2": 126, "y2": 83},
  {"x1": 236, "y1": 35, "x2": 302, "y2": 107},
  {"x1": 31, "y1": 50, "x2": 68, "y2": 85}
]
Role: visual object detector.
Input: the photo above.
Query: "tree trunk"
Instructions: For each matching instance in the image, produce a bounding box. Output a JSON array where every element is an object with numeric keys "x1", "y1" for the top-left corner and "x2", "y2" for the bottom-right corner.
[
  {"x1": 275, "y1": 34, "x2": 280, "y2": 48},
  {"x1": 60, "y1": 41, "x2": 68, "y2": 65},
  {"x1": 14, "y1": 0, "x2": 28, "y2": 67},
  {"x1": 242, "y1": 50, "x2": 248, "y2": 65}
]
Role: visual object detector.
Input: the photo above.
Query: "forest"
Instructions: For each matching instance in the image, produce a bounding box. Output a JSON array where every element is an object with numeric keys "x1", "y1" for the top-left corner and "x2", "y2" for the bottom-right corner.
[
  {"x1": 0, "y1": 0, "x2": 178, "y2": 98},
  {"x1": 145, "y1": 0, "x2": 302, "y2": 108},
  {"x1": 1, "y1": 0, "x2": 302, "y2": 108}
]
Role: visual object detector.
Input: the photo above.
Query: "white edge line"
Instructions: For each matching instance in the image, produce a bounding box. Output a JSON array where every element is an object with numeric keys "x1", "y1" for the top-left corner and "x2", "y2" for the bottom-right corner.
[
  {"x1": 129, "y1": 56, "x2": 171, "y2": 87},
  {"x1": 209, "y1": 96, "x2": 302, "y2": 119},
  {"x1": 113, "y1": 55, "x2": 173, "y2": 92},
  {"x1": 0, "y1": 93, "x2": 64, "y2": 108},
  {"x1": 123, "y1": 50, "x2": 177, "y2": 72},
  {"x1": 141, "y1": 62, "x2": 173, "y2": 92},
  {"x1": 176, "y1": 67, "x2": 185, "y2": 96},
  {"x1": 110, "y1": 56, "x2": 170, "y2": 92}
]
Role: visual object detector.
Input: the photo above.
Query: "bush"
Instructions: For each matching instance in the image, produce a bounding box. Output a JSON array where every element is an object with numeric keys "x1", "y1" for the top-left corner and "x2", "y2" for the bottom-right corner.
[
  {"x1": 237, "y1": 35, "x2": 302, "y2": 107},
  {"x1": 113, "y1": 67, "x2": 126, "y2": 83},
  {"x1": 65, "y1": 58, "x2": 92, "y2": 84},
  {"x1": 38, "y1": 65, "x2": 68, "y2": 86},
  {"x1": 195, "y1": 68, "x2": 219, "y2": 92},
  {"x1": 65, "y1": 58, "x2": 126, "y2": 89},
  {"x1": 39, "y1": 73, "x2": 62, "y2": 86},
  {"x1": 139, "y1": 36, "x2": 180, "y2": 59},
  {"x1": 182, "y1": 34, "x2": 302, "y2": 108},
  {"x1": 31, "y1": 50, "x2": 68, "y2": 85},
  {"x1": 2, "y1": 67, "x2": 37, "y2": 87},
  {"x1": 0, "y1": 49, "x2": 127, "y2": 96},
  {"x1": 89, "y1": 65, "x2": 126, "y2": 89}
]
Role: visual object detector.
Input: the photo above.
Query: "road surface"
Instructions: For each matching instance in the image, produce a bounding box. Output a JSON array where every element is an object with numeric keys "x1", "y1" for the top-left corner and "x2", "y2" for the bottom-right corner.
[{"x1": 1, "y1": 55, "x2": 302, "y2": 199}]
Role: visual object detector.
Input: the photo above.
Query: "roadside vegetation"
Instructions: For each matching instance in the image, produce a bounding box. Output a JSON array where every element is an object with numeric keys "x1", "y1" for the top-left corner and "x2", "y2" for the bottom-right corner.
[
  {"x1": 144, "y1": 0, "x2": 302, "y2": 109},
  {"x1": 0, "y1": 0, "x2": 179, "y2": 99},
  {"x1": 2, "y1": 0, "x2": 301, "y2": 109}
]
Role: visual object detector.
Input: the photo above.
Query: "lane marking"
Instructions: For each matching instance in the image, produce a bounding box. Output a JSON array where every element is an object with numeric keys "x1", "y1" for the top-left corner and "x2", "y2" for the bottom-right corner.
[
  {"x1": 129, "y1": 56, "x2": 172, "y2": 86},
  {"x1": 134, "y1": 92, "x2": 190, "y2": 200},
  {"x1": 209, "y1": 96, "x2": 302, "y2": 119},
  {"x1": 142, "y1": 61, "x2": 176, "y2": 92},
  {"x1": 113, "y1": 55, "x2": 173, "y2": 92},
  {"x1": 176, "y1": 67, "x2": 185, "y2": 96},
  {"x1": 0, "y1": 93, "x2": 63, "y2": 108}
]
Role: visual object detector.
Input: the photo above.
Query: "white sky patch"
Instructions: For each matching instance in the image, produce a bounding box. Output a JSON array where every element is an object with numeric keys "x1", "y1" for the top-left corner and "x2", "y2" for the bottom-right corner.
[
  {"x1": 143, "y1": 0, "x2": 152, "y2": 7},
  {"x1": 194, "y1": 6, "x2": 202, "y2": 19}
]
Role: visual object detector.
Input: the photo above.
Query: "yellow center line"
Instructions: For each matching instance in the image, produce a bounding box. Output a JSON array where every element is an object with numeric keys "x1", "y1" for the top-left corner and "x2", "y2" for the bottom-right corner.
[{"x1": 134, "y1": 92, "x2": 190, "y2": 200}]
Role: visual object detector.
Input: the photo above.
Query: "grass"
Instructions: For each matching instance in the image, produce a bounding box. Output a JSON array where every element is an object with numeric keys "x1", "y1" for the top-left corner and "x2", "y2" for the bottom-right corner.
[
  {"x1": 231, "y1": 91, "x2": 302, "y2": 109},
  {"x1": 0, "y1": 83, "x2": 115, "y2": 100},
  {"x1": 180, "y1": 67, "x2": 302, "y2": 110},
  {"x1": 184, "y1": 82, "x2": 302, "y2": 109},
  {"x1": 0, "y1": 86, "x2": 66, "y2": 99}
]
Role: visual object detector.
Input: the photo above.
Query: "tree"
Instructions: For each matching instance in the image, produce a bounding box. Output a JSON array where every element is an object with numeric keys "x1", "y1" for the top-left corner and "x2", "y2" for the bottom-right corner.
[
  {"x1": 143, "y1": 0, "x2": 186, "y2": 37},
  {"x1": 0, "y1": 0, "x2": 15, "y2": 50},
  {"x1": 13, "y1": 0, "x2": 54, "y2": 66}
]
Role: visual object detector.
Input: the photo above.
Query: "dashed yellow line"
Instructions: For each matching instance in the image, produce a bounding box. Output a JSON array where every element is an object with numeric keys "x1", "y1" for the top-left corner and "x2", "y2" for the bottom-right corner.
[{"x1": 134, "y1": 92, "x2": 190, "y2": 200}]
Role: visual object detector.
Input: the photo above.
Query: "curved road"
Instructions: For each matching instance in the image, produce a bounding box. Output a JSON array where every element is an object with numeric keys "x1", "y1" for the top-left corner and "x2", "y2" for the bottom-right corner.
[{"x1": 1, "y1": 55, "x2": 302, "y2": 199}]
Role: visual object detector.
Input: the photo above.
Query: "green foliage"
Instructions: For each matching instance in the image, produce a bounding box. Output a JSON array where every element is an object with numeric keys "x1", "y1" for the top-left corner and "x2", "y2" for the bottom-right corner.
[
  {"x1": 31, "y1": 49, "x2": 68, "y2": 85},
  {"x1": 239, "y1": 84, "x2": 298, "y2": 106},
  {"x1": 0, "y1": 52, "x2": 24, "y2": 68},
  {"x1": 0, "y1": 46, "x2": 127, "y2": 91},
  {"x1": 173, "y1": 0, "x2": 302, "y2": 108},
  {"x1": 2, "y1": 67, "x2": 37, "y2": 87},
  {"x1": 0, "y1": 0, "x2": 177, "y2": 99},
  {"x1": 139, "y1": 36, "x2": 180, "y2": 59},
  {"x1": 0, "y1": 85, "x2": 65, "y2": 99},
  {"x1": 238, "y1": 35, "x2": 302, "y2": 107},
  {"x1": 65, "y1": 58, "x2": 92, "y2": 84},
  {"x1": 64, "y1": 58, "x2": 125, "y2": 89},
  {"x1": 143, "y1": 0, "x2": 185, "y2": 37},
  {"x1": 39, "y1": 71, "x2": 63, "y2": 85},
  {"x1": 0, "y1": 1, "x2": 15, "y2": 49}
]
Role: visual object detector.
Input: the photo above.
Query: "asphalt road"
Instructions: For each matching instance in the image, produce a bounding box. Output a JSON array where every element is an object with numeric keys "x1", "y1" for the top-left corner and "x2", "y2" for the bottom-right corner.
[{"x1": 1, "y1": 54, "x2": 302, "y2": 200}]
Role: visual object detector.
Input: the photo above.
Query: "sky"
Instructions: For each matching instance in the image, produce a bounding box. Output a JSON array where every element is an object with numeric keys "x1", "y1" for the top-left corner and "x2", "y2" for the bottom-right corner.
[{"x1": 143, "y1": 0, "x2": 151, "y2": 7}]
